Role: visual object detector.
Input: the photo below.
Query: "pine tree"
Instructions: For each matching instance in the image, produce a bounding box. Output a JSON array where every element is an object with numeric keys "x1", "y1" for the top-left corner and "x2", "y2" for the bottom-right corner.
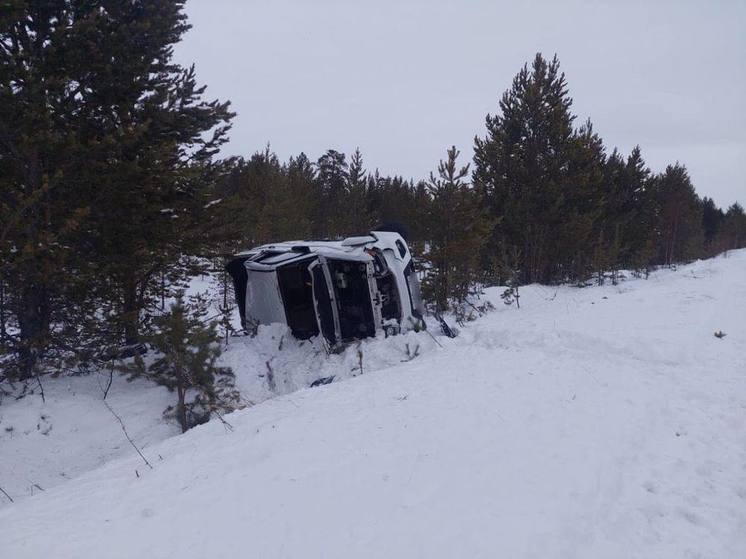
[
  {"x1": 1, "y1": 2, "x2": 233, "y2": 379},
  {"x1": 125, "y1": 295, "x2": 238, "y2": 433},
  {"x1": 314, "y1": 150, "x2": 349, "y2": 237},
  {"x1": 422, "y1": 146, "x2": 493, "y2": 312},
  {"x1": 1, "y1": 3, "x2": 101, "y2": 378},
  {"x1": 719, "y1": 202, "x2": 746, "y2": 251},
  {"x1": 208, "y1": 148, "x2": 317, "y2": 251},
  {"x1": 499, "y1": 245, "x2": 522, "y2": 307},
  {"x1": 601, "y1": 146, "x2": 655, "y2": 275},
  {"x1": 345, "y1": 148, "x2": 373, "y2": 234},
  {"x1": 285, "y1": 152, "x2": 317, "y2": 239},
  {"x1": 701, "y1": 197, "x2": 725, "y2": 254},
  {"x1": 562, "y1": 119, "x2": 606, "y2": 282},
  {"x1": 473, "y1": 53, "x2": 600, "y2": 284},
  {"x1": 79, "y1": 2, "x2": 233, "y2": 348},
  {"x1": 651, "y1": 164, "x2": 703, "y2": 266},
  {"x1": 621, "y1": 147, "x2": 657, "y2": 272},
  {"x1": 246, "y1": 147, "x2": 301, "y2": 244}
]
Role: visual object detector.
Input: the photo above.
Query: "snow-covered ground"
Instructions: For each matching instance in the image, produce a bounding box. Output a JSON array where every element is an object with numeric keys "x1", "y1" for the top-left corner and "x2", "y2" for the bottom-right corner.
[{"x1": 1, "y1": 250, "x2": 745, "y2": 558}]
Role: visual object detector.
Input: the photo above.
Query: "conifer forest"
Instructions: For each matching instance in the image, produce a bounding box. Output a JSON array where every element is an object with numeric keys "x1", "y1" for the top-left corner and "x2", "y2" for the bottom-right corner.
[{"x1": 2, "y1": 3, "x2": 743, "y2": 385}]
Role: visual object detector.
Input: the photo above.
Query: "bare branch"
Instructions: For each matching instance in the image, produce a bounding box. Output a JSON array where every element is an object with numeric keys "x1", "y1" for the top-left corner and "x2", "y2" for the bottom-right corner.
[
  {"x1": 35, "y1": 369, "x2": 45, "y2": 403},
  {"x1": 0, "y1": 485, "x2": 13, "y2": 503},
  {"x1": 103, "y1": 400, "x2": 153, "y2": 469}
]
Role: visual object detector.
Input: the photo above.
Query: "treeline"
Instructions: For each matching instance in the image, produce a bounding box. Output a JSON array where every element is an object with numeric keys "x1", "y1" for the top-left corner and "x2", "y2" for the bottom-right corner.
[
  {"x1": 207, "y1": 56, "x2": 746, "y2": 307},
  {"x1": 1, "y1": 3, "x2": 744, "y2": 383}
]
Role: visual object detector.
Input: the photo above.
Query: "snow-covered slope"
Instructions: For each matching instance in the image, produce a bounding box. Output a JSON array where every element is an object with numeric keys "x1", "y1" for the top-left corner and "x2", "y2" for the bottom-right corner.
[
  {"x1": 0, "y1": 372, "x2": 180, "y2": 504},
  {"x1": 2, "y1": 251, "x2": 745, "y2": 558}
]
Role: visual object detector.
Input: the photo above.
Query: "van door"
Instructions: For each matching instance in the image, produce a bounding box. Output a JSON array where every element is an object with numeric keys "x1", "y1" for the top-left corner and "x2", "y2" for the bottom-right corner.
[
  {"x1": 309, "y1": 259, "x2": 340, "y2": 346},
  {"x1": 324, "y1": 258, "x2": 378, "y2": 341}
]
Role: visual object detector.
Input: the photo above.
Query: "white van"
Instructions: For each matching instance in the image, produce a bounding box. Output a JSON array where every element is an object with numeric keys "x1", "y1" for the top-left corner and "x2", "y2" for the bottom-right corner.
[{"x1": 226, "y1": 231, "x2": 425, "y2": 347}]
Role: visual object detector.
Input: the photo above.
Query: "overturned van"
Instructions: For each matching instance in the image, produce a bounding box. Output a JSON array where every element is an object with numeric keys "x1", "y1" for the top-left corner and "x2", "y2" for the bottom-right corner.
[{"x1": 226, "y1": 231, "x2": 426, "y2": 347}]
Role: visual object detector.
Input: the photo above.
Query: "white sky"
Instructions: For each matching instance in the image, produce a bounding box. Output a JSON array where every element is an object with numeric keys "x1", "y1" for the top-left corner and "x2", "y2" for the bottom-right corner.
[{"x1": 177, "y1": 0, "x2": 745, "y2": 208}]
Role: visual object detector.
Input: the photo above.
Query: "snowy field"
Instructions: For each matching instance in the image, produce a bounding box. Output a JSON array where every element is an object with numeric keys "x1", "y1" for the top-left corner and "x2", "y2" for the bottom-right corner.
[{"x1": 1, "y1": 250, "x2": 745, "y2": 558}]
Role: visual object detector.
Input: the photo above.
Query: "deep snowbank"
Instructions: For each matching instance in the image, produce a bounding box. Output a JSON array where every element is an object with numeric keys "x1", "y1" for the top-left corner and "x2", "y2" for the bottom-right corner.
[
  {"x1": 1, "y1": 250, "x2": 745, "y2": 558},
  {"x1": 0, "y1": 286, "x2": 439, "y2": 506}
]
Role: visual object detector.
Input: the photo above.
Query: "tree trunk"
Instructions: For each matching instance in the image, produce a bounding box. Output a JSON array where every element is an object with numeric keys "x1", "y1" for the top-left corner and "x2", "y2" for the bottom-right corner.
[
  {"x1": 176, "y1": 384, "x2": 188, "y2": 433},
  {"x1": 0, "y1": 275, "x2": 6, "y2": 347},
  {"x1": 13, "y1": 149, "x2": 51, "y2": 380},
  {"x1": 122, "y1": 277, "x2": 140, "y2": 346},
  {"x1": 16, "y1": 281, "x2": 50, "y2": 380}
]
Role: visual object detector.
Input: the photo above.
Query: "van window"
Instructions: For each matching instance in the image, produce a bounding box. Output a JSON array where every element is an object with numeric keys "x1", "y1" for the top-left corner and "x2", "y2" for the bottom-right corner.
[{"x1": 395, "y1": 239, "x2": 407, "y2": 258}]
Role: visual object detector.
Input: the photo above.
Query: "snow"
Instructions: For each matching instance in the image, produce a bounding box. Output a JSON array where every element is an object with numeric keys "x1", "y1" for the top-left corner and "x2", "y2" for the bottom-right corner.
[
  {"x1": 0, "y1": 374, "x2": 179, "y2": 502},
  {"x1": 1, "y1": 250, "x2": 746, "y2": 558},
  {"x1": 203, "y1": 198, "x2": 222, "y2": 209}
]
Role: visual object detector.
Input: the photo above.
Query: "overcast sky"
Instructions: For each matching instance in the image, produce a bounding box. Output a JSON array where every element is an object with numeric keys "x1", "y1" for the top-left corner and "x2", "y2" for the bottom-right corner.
[{"x1": 176, "y1": 0, "x2": 745, "y2": 207}]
